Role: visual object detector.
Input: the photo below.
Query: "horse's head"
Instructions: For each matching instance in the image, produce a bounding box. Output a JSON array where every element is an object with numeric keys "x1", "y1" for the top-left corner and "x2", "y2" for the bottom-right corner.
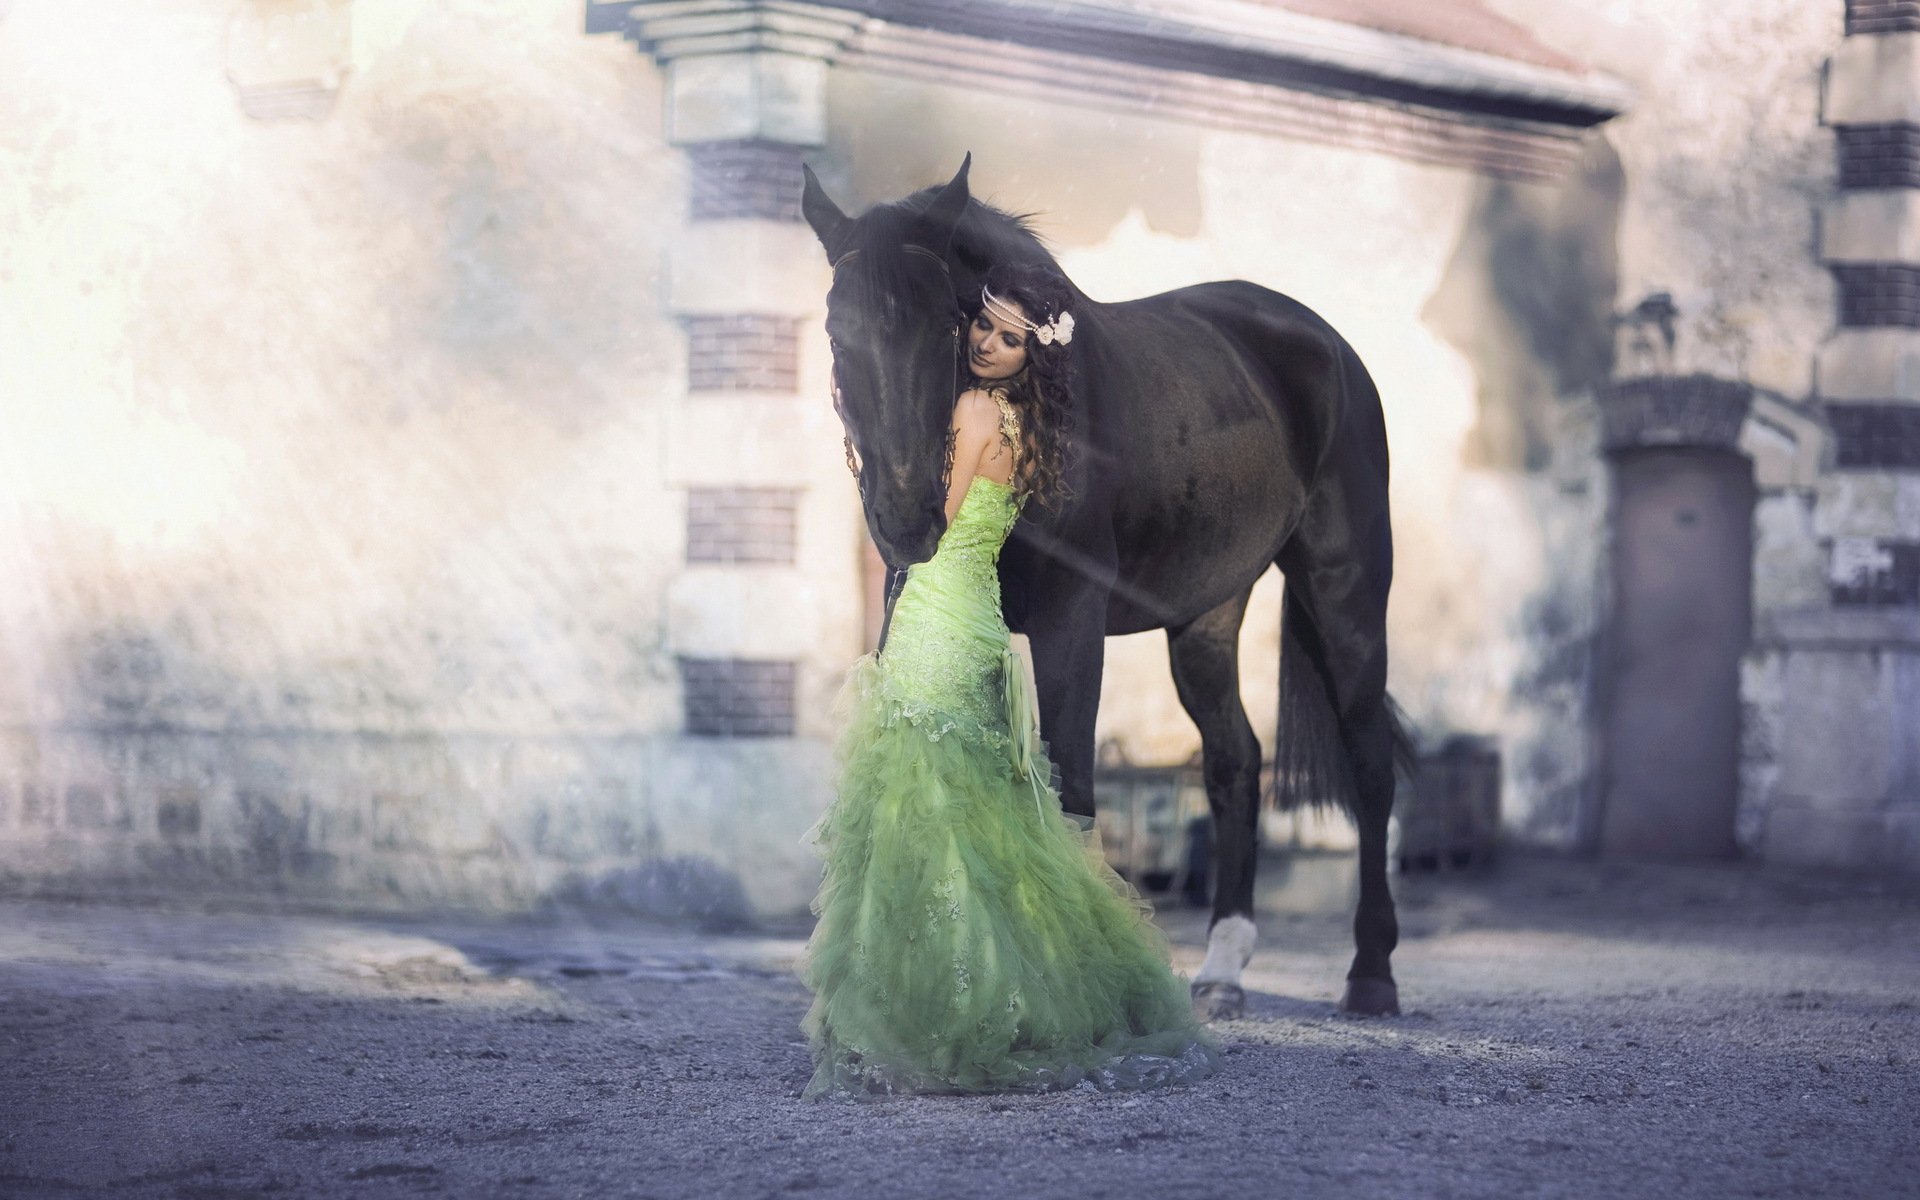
[{"x1": 803, "y1": 156, "x2": 972, "y2": 570}]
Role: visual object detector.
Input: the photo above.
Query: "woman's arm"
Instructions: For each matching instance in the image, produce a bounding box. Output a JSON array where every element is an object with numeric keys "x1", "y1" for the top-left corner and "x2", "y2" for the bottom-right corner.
[{"x1": 942, "y1": 390, "x2": 998, "y2": 527}]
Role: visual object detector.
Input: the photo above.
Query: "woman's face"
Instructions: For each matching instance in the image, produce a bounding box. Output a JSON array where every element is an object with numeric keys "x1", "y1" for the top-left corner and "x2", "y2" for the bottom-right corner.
[{"x1": 968, "y1": 299, "x2": 1030, "y2": 381}]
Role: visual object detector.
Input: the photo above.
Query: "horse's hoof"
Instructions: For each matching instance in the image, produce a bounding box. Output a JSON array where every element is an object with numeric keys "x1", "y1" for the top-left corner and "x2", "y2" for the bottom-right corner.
[
  {"x1": 1191, "y1": 980, "x2": 1245, "y2": 1022},
  {"x1": 1338, "y1": 977, "x2": 1400, "y2": 1016}
]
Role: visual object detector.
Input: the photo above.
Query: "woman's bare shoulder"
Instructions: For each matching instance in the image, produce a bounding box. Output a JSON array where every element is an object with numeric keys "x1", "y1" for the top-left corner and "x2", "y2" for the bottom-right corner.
[{"x1": 951, "y1": 389, "x2": 1002, "y2": 430}]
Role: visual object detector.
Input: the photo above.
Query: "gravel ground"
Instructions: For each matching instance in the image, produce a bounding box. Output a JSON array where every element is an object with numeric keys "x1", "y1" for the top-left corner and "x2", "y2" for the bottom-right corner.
[{"x1": 1, "y1": 852, "x2": 1916, "y2": 1199}]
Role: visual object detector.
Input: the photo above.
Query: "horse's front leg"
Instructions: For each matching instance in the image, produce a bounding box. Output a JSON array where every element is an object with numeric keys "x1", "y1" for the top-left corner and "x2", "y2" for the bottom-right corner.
[
  {"x1": 1023, "y1": 583, "x2": 1110, "y2": 823},
  {"x1": 1166, "y1": 586, "x2": 1261, "y2": 1021}
]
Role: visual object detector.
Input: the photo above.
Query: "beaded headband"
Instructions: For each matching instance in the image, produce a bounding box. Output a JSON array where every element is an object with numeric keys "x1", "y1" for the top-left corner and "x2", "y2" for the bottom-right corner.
[{"x1": 981, "y1": 285, "x2": 1075, "y2": 346}]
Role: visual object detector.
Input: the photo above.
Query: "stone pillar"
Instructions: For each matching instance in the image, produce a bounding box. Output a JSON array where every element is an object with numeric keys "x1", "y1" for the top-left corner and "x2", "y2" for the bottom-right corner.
[
  {"x1": 1774, "y1": 2, "x2": 1920, "y2": 870},
  {"x1": 599, "y1": 2, "x2": 870, "y2": 742}
]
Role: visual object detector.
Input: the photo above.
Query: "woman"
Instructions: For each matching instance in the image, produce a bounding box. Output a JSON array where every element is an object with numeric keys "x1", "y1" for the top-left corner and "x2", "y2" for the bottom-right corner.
[{"x1": 800, "y1": 264, "x2": 1221, "y2": 1097}]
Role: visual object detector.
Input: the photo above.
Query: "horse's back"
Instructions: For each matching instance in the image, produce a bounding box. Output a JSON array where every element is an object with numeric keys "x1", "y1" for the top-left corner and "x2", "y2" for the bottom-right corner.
[
  {"x1": 1097, "y1": 278, "x2": 1369, "y2": 490},
  {"x1": 1067, "y1": 282, "x2": 1357, "y2": 630}
]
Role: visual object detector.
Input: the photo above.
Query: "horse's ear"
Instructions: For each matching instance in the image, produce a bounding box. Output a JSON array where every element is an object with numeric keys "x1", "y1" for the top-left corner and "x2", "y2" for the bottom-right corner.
[
  {"x1": 921, "y1": 152, "x2": 972, "y2": 245},
  {"x1": 801, "y1": 163, "x2": 849, "y2": 257}
]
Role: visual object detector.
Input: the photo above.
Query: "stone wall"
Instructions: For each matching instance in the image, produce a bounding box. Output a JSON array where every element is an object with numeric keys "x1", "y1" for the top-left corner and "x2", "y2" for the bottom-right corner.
[
  {"x1": 2, "y1": 0, "x2": 1904, "y2": 919},
  {"x1": 0, "y1": 0, "x2": 852, "y2": 915}
]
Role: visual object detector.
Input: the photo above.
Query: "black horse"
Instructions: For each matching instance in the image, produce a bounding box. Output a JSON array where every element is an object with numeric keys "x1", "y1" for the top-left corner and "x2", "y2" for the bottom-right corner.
[{"x1": 804, "y1": 156, "x2": 1413, "y2": 1018}]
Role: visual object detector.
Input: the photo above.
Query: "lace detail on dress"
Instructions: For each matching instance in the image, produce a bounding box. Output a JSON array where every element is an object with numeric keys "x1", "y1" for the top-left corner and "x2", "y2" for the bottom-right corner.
[
  {"x1": 988, "y1": 388, "x2": 1023, "y2": 495},
  {"x1": 875, "y1": 474, "x2": 1023, "y2": 738}
]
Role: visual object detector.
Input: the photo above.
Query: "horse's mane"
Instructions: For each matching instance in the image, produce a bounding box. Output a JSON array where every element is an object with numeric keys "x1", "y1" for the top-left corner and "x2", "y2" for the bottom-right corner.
[{"x1": 845, "y1": 186, "x2": 1060, "y2": 302}]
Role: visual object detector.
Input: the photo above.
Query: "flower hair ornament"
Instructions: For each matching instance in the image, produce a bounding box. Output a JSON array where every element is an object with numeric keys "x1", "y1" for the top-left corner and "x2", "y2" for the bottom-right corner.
[{"x1": 981, "y1": 285, "x2": 1075, "y2": 346}]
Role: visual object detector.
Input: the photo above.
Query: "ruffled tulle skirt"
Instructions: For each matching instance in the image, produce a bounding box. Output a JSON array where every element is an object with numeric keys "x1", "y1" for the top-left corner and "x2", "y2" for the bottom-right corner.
[{"x1": 799, "y1": 651, "x2": 1222, "y2": 1098}]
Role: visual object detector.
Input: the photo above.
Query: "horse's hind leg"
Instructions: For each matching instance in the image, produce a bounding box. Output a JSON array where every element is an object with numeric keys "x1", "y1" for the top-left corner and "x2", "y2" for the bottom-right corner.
[
  {"x1": 1167, "y1": 585, "x2": 1262, "y2": 1021},
  {"x1": 1276, "y1": 469, "x2": 1401, "y2": 1016}
]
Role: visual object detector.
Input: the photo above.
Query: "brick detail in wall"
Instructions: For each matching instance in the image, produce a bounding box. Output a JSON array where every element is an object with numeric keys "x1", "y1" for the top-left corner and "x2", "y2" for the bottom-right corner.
[
  {"x1": 1835, "y1": 265, "x2": 1920, "y2": 328},
  {"x1": 686, "y1": 140, "x2": 807, "y2": 222},
  {"x1": 1597, "y1": 374, "x2": 1751, "y2": 451},
  {"x1": 679, "y1": 658, "x2": 796, "y2": 737},
  {"x1": 686, "y1": 487, "x2": 800, "y2": 564},
  {"x1": 1827, "y1": 402, "x2": 1920, "y2": 469},
  {"x1": 1847, "y1": 0, "x2": 1920, "y2": 34},
  {"x1": 1829, "y1": 539, "x2": 1920, "y2": 607},
  {"x1": 1837, "y1": 124, "x2": 1920, "y2": 190},
  {"x1": 683, "y1": 314, "x2": 801, "y2": 393}
]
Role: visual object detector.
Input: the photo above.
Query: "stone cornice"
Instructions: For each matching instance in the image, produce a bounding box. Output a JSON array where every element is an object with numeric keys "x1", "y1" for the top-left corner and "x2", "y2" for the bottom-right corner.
[
  {"x1": 590, "y1": 0, "x2": 1630, "y2": 127},
  {"x1": 839, "y1": 20, "x2": 1591, "y2": 180},
  {"x1": 1597, "y1": 374, "x2": 1753, "y2": 452},
  {"x1": 591, "y1": 0, "x2": 867, "y2": 58},
  {"x1": 853, "y1": 0, "x2": 1629, "y2": 126}
]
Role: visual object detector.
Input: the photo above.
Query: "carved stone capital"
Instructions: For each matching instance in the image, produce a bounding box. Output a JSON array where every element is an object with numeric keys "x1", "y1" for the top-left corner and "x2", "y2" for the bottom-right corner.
[{"x1": 600, "y1": 0, "x2": 868, "y2": 61}]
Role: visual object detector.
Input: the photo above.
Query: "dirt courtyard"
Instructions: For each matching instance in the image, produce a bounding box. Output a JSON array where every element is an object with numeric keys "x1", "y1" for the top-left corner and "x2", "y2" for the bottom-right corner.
[{"x1": 2, "y1": 851, "x2": 1916, "y2": 1199}]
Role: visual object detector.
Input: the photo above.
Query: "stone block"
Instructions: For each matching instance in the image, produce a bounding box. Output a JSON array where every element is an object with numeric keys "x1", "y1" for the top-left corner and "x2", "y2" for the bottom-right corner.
[
  {"x1": 1746, "y1": 393, "x2": 1826, "y2": 488},
  {"x1": 1750, "y1": 495, "x2": 1826, "y2": 613},
  {"x1": 1828, "y1": 34, "x2": 1920, "y2": 126},
  {"x1": 1763, "y1": 802, "x2": 1895, "y2": 870},
  {"x1": 156, "y1": 787, "x2": 203, "y2": 840},
  {"x1": 371, "y1": 784, "x2": 500, "y2": 858},
  {"x1": 1815, "y1": 474, "x2": 1920, "y2": 539},
  {"x1": 648, "y1": 736, "x2": 833, "y2": 915},
  {"x1": 65, "y1": 783, "x2": 131, "y2": 831},
  {"x1": 667, "y1": 52, "x2": 828, "y2": 146},
  {"x1": 668, "y1": 220, "x2": 829, "y2": 316},
  {"x1": 661, "y1": 391, "x2": 844, "y2": 488},
  {"x1": 1739, "y1": 652, "x2": 1786, "y2": 847},
  {"x1": 20, "y1": 783, "x2": 55, "y2": 827},
  {"x1": 1776, "y1": 648, "x2": 1901, "y2": 804},
  {"x1": 528, "y1": 777, "x2": 648, "y2": 863},
  {"x1": 667, "y1": 570, "x2": 845, "y2": 661},
  {"x1": 1823, "y1": 191, "x2": 1920, "y2": 265},
  {"x1": 370, "y1": 791, "x2": 431, "y2": 852},
  {"x1": 234, "y1": 788, "x2": 315, "y2": 870},
  {"x1": 309, "y1": 797, "x2": 366, "y2": 849},
  {"x1": 1817, "y1": 329, "x2": 1920, "y2": 402}
]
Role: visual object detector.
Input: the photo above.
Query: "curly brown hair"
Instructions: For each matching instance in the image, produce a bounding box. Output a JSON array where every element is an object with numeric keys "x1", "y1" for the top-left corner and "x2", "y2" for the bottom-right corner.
[{"x1": 965, "y1": 262, "x2": 1076, "y2": 512}]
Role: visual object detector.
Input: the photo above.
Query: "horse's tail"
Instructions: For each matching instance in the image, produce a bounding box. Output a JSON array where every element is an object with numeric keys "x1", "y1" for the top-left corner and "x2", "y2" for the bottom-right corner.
[{"x1": 1271, "y1": 587, "x2": 1418, "y2": 815}]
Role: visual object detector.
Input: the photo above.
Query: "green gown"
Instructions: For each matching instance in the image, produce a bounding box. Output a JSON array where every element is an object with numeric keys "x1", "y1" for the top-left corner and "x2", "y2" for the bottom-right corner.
[{"x1": 800, "y1": 459, "x2": 1222, "y2": 1098}]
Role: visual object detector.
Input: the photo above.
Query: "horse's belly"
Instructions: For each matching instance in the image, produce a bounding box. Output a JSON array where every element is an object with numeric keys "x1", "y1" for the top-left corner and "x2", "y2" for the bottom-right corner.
[{"x1": 1105, "y1": 467, "x2": 1302, "y2": 634}]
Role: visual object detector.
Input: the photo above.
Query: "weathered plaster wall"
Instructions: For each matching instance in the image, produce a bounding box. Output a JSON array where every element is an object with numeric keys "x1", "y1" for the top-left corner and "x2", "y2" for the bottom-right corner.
[
  {"x1": 1507, "y1": 0, "x2": 1841, "y2": 856},
  {"x1": 1491, "y1": 0, "x2": 1836, "y2": 396},
  {"x1": 0, "y1": 0, "x2": 845, "y2": 915}
]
